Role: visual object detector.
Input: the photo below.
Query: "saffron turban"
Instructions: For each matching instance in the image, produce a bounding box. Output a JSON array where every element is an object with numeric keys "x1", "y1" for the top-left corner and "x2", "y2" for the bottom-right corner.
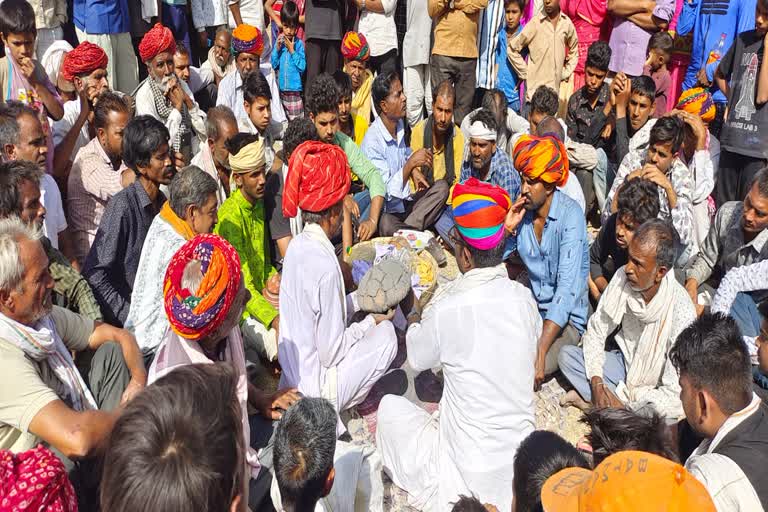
[
  {"x1": 139, "y1": 23, "x2": 176, "y2": 63},
  {"x1": 451, "y1": 177, "x2": 512, "y2": 250},
  {"x1": 283, "y1": 141, "x2": 351, "y2": 218},
  {"x1": 0, "y1": 446, "x2": 77, "y2": 512},
  {"x1": 341, "y1": 31, "x2": 370, "y2": 62},
  {"x1": 232, "y1": 24, "x2": 264, "y2": 56},
  {"x1": 164, "y1": 234, "x2": 242, "y2": 341},
  {"x1": 229, "y1": 138, "x2": 266, "y2": 174},
  {"x1": 676, "y1": 87, "x2": 716, "y2": 124},
  {"x1": 513, "y1": 134, "x2": 569, "y2": 187}
]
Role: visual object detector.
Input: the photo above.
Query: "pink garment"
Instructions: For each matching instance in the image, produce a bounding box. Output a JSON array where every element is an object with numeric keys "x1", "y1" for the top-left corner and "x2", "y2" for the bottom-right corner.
[
  {"x1": 667, "y1": 0, "x2": 691, "y2": 110},
  {"x1": 562, "y1": 0, "x2": 611, "y2": 90}
]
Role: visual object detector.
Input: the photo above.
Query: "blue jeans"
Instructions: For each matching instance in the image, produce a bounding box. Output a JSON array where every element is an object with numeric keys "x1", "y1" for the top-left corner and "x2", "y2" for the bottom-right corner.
[
  {"x1": 730, "y1": 292, "x2": 763, "y2": 338},
  {"x1": 558, "y1": 346, "x2": 627, "y2": 401},
  {"x1": 353, "y1": 190, "x2": 372, "y2": 221},
  {"x1": 593, "y1": 148, "x2": 609, "y2": 211}
]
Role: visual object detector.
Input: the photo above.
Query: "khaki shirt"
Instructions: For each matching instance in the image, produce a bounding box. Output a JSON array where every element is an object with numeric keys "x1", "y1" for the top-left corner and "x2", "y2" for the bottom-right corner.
[
  {"x1": 428, "y1": 0, "x2": 489, "y2": 59},
  {"x1": 0, "y1": 306, "x2": 93, "y2": 453}
]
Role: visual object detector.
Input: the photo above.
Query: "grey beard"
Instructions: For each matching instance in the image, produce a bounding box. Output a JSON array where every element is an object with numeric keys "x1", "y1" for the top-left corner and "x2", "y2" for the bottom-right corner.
[{"x1": 154, "y1": 74, "x2": 174, "y2": 93}]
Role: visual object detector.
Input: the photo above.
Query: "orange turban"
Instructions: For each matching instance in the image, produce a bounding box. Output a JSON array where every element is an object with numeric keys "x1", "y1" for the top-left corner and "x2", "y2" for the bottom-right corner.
[
  {"x1": 283, "y1": 141, "x2": 351, "y2": 218},
  {"x1": 139, "y1": 23, "x2": 176, "y2": 63},
  {"x1": 513, "y1": 134, "x2": 569, "y2": 187},
  {"x1": 232, "y1": 24, "x2": 264, "y2": 56},
  {"x1": 61, "y1": 41, "x2": 108, "y2": 81}
]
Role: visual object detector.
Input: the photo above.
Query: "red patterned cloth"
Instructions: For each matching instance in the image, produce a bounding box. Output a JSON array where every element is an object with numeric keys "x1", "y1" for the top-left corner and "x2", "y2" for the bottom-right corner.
[
  {"x1": 0, "y1": 445, "x2": 78, "y2": 512},
  {"x1": 283, "y1": 141, "x2": 351, "y2": 218},
  {"x1": 61, "y1": 42, "x2": 108, "y2": 81},
  {"x1": 138, "y1": 23, "x2": 176, "y2": 63}
]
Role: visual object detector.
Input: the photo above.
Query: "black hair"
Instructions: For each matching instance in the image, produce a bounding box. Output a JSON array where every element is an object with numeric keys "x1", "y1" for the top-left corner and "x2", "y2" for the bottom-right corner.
[
  {"x1": 648, "y1": 115, "x2": 684, "y2": 154},
  {"x1": 173, "y1": 41, "x2": 191, "y2": 58},
  {"x1": 670, "y1": 313, "x2": 753, "y2": 416},
  {"x1": 451, "y1": 496, "x2": 488, "y2": 512},
  {"x1": 469, "y1": 108, "x2": 498, "y2": 134},
  {"x1": 332, "y1": 70, "x2": 353, "y2": 100},
  {"x1": 462, "y1": 235, "x2": 506, "y2": 268},
  {"x1": 0, "y1": 0, "x2": 35, "y2": 36},
  {"x1": 585, "y1": 40, "x2": 611, "y2": 72},
  {"x1": 205, "y1": 105, "x2": 238, "y2": 142},
  {"x1": 504, "y1": 0, "x2": 526, "y2": 11},
  {"x1": 283, "y1": 118, "x2": 318, "y2": 161},
  {"x1": 0, "y1": 101, "x2": 37, "y2": 149},
  {"x1": 281, "y1": 0, "x2": 300, "y2": 26},
  {"x1": 535, "y1": 116, "x2": 565, "y2": 141},
  {"x1": 371, "y1": 70, "x2": 401, "y2": 115},
  {"x1": 93, "y1": 92, "x2": 131, "y2": 131},
  {"x1": 632, "y1": 218, "x2": 678, "y2": 270},
  {"x1": 481, "y1": 89, "x2": 508, "y2": 130},
  {"x1": 225, "y1": 133, "x2": 260, "y2": 157},
  {"x1": 0, "y1": 160, "x2": 41, "y2": 218},
  {"x1": 305, "y1": 73, "x2": 340, "y2": 116},
  {"x1": 432, "y1": 79, "x2": 456, "y2": 105},
  {"x1": 752, "y1": 167, "x2": 768, "y2": 197},
  {"x1": 582, "y1": 408, "x2": 678, "y2": 467},
  {"x1": 243, "y1": 71, "x2": 272, "y2": 103},
  {"x1": 530, "y1": 86, "x2": 558, "y2": 117},
  {"x1": 616, "y1": 178, "x2": 660, "y2": 228},
  {"x1": 122, "y1": 115, "x2": 170, "y2": 171},
  {"x1": 513, "y1": 430, "x2": 589, "y2": 512},
  {"x1": 630, "y1": 75, "x2": 657, "y2": 103},
  {"x1": 648, "y1": 31, "x2": 674, "y2": 55}
]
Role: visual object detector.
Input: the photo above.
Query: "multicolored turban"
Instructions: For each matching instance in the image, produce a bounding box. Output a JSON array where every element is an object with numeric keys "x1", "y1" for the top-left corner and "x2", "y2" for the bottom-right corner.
[
  {"x1": 513, "y1": 134, "x2": 569, "y2": 187},
  {"x1": 451, "y1": 177, "x2": 512, "y2": 250},
  {"x1": 229, "y1": 138, "x2": 266, "y2": 174},
  {"x1": 232, "y1": 24, "x2": 264, "y2": 56},
  {"x1": 0, "y1": 446, "x2": 77, "y2": 512},
  {"x1": 164, "y1": 234, "x2": 242, "y2": 341},
  {"x1": 139, "y1": 23, "x2": 176, "y2": 63},
  {"x1": 341, "y1": 31, "x2": 370, "y2": 62},
  {"x1": 283, "y1": 141, "x2": 351, "y2": 218},
  {"x1": 676, "y1": 87, "x2": 716, "y2": 124},
  {"x1": 61, "y1": 41, "x2": 108, "y2": 82}
]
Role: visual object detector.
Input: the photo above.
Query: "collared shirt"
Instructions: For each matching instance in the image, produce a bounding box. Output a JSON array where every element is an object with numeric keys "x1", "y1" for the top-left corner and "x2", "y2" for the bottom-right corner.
[
  {"x1": 410, "y1": 119, "x2": 464, "y2": 187},
  {"x1": 566, "y1": 82, "x2": 611, "y2": 147},
  {"x1": 29, "y1": 0, "x2": 67, "y2": 30},
  {"x1": 589, "y1": 214, "x2": 628, "y2": 283},
  {"x1": 67, "y1": 137, "x2": 127, "y2": 267},
  {"x1": 459, "y1": 148, "x2": 521, "y2": 200},
  {"x1": 428, "y1": 0, "x2": 489, "y2": 58},
  {"x1": 73, "y1": 0, "x2": 130, "y2": 34},
  {"x1": 686, "y1": 201, "x2": 768, "y2": 290},
  {"x1": 510, "y1": 190, "x2": 590, "y2": 332},
  {"x1": 52, "y1": 100, "x2": 90, "y2": 165},
  {"x1": 83, "y1": 180, "x2": 165, "y2": 327},
  {"x1": 361, "y1": 117, "x2": 412, "y2": 213},
  {"x1": 403, "y1": 0, "x2": 432, "y2": 67},
  {"x1": 608, "y1": 0, "x2": 675, "y2": 76},
  {"x1": 217, "y1": 70, "x2": 247, "y2": 126},
  {"x1": 358, "y1": 0, "x2": 398, "y2": 57},
  {"x1": 496, "y1": 27, "x2": 523, "y2": 107},
  {"x1": 475, "y1": 0, "x2": 506, "y2": 90},
  {"x1": 43, "y1": 237, "x2": 102, "y2": 322},
  {"x1": 190, "y1": 0, "x2": 227, "y2": 29},
  {"x1": 214, "y1": 189, "x2": 278, "y2": 327},
  {"x1": 124, "y1": 216, "x2": 186, "y2": 355},
  {"x1": 507, "y1": 12, "x2": 579, "y2": 102}
]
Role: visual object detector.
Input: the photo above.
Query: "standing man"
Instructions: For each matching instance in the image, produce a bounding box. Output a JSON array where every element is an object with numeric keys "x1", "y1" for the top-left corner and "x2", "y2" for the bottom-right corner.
[
  {"x1": 475, "y1": 0, "x2": 505, "y2": 104},
  {"x1": 403, "y1": 0, "x2": 433, "y2": 127},
  {"x1": 29, "y1": 0, "x2": 67, "y2": 59},
  {"x1": 607, "y1": 0, "x2": 674, "y2": 77},
  {"x1": 356, "y1": 0, "x2": 398, "y2": 76},
  {"x1": 304, "y1": 0, "x2": 344, "y2": 84}
]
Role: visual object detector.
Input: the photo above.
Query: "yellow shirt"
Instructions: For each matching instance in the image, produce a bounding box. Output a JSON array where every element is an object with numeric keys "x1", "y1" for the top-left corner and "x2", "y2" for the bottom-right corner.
[
  {"x1": 409, "y1": 119, "x2": 464, "y2": 192},
  {"x1": 428, "y1": 0, "x2": 489, "y2": 58}
]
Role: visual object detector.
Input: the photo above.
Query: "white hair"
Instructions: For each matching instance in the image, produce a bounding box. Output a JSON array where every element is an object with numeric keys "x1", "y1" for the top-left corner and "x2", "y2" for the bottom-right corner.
[{"x1": 0, "y1": 217, "x2": 42, "y2": 292}]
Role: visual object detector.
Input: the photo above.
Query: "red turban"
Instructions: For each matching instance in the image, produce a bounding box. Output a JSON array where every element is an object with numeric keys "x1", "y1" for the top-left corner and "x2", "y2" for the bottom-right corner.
[
  {"x1": 61, "y1": 41, "x2": 108, "y2": 81},
  {"x1": 0, "y1": 446, "x2": 77, "y2": 512},
  {"x1": 139, "y1": 23, "x2": 177, "y2": 63},
  {"x1": 513, "y1": 134, "x2": 570, "y2": 187},
  {"x1": 283, "y1": 141, "x2": 351, "y2": 218}
]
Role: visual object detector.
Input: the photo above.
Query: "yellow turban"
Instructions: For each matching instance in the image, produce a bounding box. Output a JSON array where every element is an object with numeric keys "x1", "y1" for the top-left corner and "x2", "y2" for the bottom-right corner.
[{"x1": 228, "y1": 139, "x2": 265, "y2": 174}]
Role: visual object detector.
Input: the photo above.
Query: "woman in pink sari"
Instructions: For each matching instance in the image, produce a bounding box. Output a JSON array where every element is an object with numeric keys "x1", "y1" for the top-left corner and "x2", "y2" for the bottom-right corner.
[{"x1": 561, "y1": 0, "x2": 611, "y2": 90}]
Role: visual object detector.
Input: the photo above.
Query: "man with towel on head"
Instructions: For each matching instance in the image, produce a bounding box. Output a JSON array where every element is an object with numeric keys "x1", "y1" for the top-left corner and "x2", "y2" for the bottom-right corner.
[
  {"x1": 377, "y1": 178, "x2": 541, "y2": 511},
  {"x1": 278, "y1": 140, "x2": 397, "y2": 428}
]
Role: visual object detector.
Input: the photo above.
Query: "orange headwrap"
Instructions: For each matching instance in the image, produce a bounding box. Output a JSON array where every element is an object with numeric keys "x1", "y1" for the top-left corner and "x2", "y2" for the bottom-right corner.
[
  {"x1": 232, "y1": 24, "x2": 264, "y2": 56},
  {"x1": 61, "y1": 41, "x2": 108, "y2": 81},
  {"x1": 513, "y1": 134, "x2": 569, "y2": 187},
  {"x1": 283, "y1": 141, "x2": 351, "y2": 218},
  {"x1": 139, "y1": 23, "x2": 176, "y2": 63}
]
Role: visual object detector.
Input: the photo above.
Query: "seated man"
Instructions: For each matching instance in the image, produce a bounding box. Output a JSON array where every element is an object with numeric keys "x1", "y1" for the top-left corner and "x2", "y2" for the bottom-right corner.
[
  {"x1": 711, "y1": 259, "x2": 768, "y2": 344},
  {"x1": 362, "y1": 71, "x2": 450, "y2": 237},
  {"x1": 135, "y1": 23, "x2": 206, "y2": 163},
  {"x1": 148, "y1": 234, "x2": 300, "y2": 509},
  {"x1": 461, "y1": 89, "x2": 529, "y2": 160},
  {"x1": 509, "y1": 134, "x2": 589, "y2": 386},
  {"x1": 534, "y1": 115, "x2": 587, "y2": 213},
  {"x1": 199, "y1": 27, "x2": 236, "y2": 87},
  {"x1": 565, "y1": 41, "x2": 612, "y2": 149},
  {"x1": 126, "y1": 166, "x2": 219, "y2": 359},
  {"x1": 217, "y1": 24, "x2": 264, "y2": 125},
  {"x1": 190, "y1": 105, "x2": 238, "y2": 205},
  {"x1": 377, "y1": 179, "x2": 541, "y2": 511},
  {"x1": 672, "y1": 314, "x2": 768, "y2": 510},
  {"x1": 609, "y1": 74, "x2": 658, "y2": 168},
  {"x1": 559, "y1": 219, "x2": 695, "y2": 418},
  {"x1": 332, "y1": 70, "x2": 367, "y2": 145},
  {"x1": 278, "y1": 141, "x2": 397, "y2": 422},
  {"x1": 589, "y1": 178, "x2": 660, "y2": 302},
  {"x1": 239, "y1": 71, "x2": 279, "y2": 169},
  {"x1": 214, "y1": 135, "x2": 281, "y2": 363},
  {"x1": 342, "y1": 31, "x2": 374, "y2": 126},
  {"x1": 604, "y1": 116, "x2": 695, "y2": 263},
  {"x1": 172, "y1": 44, "x2": 215, "y2": 111},
  {"x1": 460, "y1": 109, "x2": 519, "y2": 198},
  {"x1": 83, "y1": 116, "x2": 174, "y2": 327},
  {"x1": 0, "y1": 160, "x2": 102, "y2": 321}
]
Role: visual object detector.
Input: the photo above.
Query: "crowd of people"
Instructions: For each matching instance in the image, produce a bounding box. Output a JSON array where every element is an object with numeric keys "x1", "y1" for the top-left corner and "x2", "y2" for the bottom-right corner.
[{"x1": 0, "y1": 0, "x2": 767, "y2": 509}]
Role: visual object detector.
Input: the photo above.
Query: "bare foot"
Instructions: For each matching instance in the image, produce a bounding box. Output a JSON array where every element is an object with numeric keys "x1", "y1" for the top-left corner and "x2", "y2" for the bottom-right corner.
[{"x1": 560, "y1": 389, "x2": 591, "y2": 411}]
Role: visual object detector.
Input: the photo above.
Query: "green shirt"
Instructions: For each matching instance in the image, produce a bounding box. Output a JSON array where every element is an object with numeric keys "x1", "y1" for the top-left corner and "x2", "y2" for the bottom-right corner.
[
  {"x1": 334, "y1": 131, "x2": 386, "y2": 198},
  {"x1": 43, "y1": 237, "x2": 103, "y2": 322},
  {"x1": 214, "y1": 190, "x2": 278, "y2": 327}
]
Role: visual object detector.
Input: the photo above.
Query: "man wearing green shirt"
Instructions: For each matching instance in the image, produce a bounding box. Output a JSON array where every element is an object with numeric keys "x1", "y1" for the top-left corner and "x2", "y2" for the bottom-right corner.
[{"x1": 214, "y1": 134, "x2": 279, "y2": 362}]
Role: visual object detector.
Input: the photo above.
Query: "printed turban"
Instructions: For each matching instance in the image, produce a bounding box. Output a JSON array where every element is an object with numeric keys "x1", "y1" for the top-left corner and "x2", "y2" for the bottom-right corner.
[
  {"x1": 513, "y1": 134, "x2": 569, "y2": 187},
  {"x1": 232, "y1": 24, "x2": 264, "y2": 56},
  {"x1": 0, "y1": 446, "x2": 77, "y2": 512},
  {"x1": 283, "y1": 141, "x2": 351, "y2": 218},
  {"x1": 229, "y1": 138, "x2": 266, "y2": 174},
  {"x1": 164, "y1": 234, "x2": 242, "y2": 341},
  {"x1": 341, "y1": 31, "x2": 370, "y2": 62},
  {"x1": 61, "y1": 41, "x2": 107, "y2": 82},
  {"x1": 451, "y1": 177, "x2": 512, "y2": 250},
  {"x1": 676, "y1": 87, "x2": 716, "y2": 124},
  {"x1": 139, "y1": 23, "x2": 176, "y2": 63}
]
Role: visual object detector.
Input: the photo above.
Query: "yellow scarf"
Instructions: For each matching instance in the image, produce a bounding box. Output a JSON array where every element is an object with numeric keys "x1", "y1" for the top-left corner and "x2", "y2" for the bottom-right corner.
[
  {"x1": 159, "y1": 201, "x2": 196, "y2": 241},
  {"x1": 350, "y1": 69, "x2": 373, "y2": 123}
]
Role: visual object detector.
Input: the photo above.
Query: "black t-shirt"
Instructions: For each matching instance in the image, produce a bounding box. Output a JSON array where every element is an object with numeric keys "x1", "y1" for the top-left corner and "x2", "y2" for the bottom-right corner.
[
  {"x1": 305, "y1": 0, "x2": 344, "y2": 40},
  {"x1": 719, "y1": 30, "x2": 768, "y2": 159}
]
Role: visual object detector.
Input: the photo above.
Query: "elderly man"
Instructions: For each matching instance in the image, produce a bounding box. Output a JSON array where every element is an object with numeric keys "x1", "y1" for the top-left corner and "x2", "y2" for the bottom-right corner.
[
  {"x1": 135, "y1": 23, "x2": 206, "y2": 164},
  {"x1": 125, "y1": 166, "x2": 219, "y2": 359},
  {"x1": 191, "y1": 105, "x2": 238, "y2": 205},
  {"x1": 378, "y1": 179, "x2": 541, "y2": 511},
  {"x1": 67, "y1": 92, "x2": 133, "y2": 267},
  {"x1": 83, "y1": 116, "x2": 175, "y2": 327},
  {"x1": 341, "y1": 31, "x2": 374, "y2": 126},
  {"x1": 509, "y1": 134, "x2": 589, "y2": 388},
  {"x1": 217, "y1": 24, "x2": 263, "y2": 123},
  {"x1": 148, "y1": 234, "x2": 300, "y2": 509},
  {"x1": 363, "y1": 71, "x2": 450, "y2": 237},
  {"x1": 278, "y1": 141, "x2": 397, "y2": 421},
  {"x1": 559, "y1": 220, "x2": 695, "y2": 418},
  {"x1": 200, "y1": 27, "x2": 236, "y2": 87}
]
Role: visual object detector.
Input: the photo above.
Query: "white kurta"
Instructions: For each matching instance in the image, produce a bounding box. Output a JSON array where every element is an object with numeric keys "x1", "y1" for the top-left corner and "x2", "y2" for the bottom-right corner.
[{"x1": 376, "y1": 264, "x2": 542, "y2": 511}]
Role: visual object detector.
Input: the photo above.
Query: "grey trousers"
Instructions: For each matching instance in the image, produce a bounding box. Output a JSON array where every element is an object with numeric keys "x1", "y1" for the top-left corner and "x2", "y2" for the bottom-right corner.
[
  {"x1": 379, "y1": 180, "x2": 450, "y2": 236},
  {"x1": 544, "y1": 323, "x2": 582, "y2": 376},
  {"x1": 429, "y1": 54, "x2": 476, "y2": 126}
]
